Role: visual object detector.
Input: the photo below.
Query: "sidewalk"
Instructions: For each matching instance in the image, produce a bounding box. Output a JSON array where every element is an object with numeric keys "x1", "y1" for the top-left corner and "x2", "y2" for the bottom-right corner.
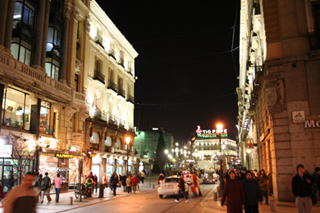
[
  {"x1": 208, "y1": 184, "x2": 320, "y2": 213},
  {"x1": 0, "y1": 176, "x2": 159, "y2": 213}
]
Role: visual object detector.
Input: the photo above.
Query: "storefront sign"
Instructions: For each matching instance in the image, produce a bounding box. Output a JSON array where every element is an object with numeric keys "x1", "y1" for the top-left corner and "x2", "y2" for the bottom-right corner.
[
  {"x1": 196, "y1": 125, "x2": 228, "y2": 138},
  {"x1": 305, "y1": 120, "x2": 320, "y2": 128},
  {"x1": 0, "y1": 145, "x2": 12, "y2": 157},
  {"x1": 55, "y1": 153, "x2": 74, "y2": 158}
]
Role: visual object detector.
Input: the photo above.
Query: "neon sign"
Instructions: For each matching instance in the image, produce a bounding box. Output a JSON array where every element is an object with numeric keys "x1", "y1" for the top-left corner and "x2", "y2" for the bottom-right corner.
[{"x1": 196, "y1": 125, "x2": 228, "y2": 138}]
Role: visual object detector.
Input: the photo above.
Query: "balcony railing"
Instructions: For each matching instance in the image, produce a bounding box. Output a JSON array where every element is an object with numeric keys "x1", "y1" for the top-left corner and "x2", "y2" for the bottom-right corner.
[
  {"x1": 118, "y1": 88, "x2": 125, "y2": 98},
  {"x1": 94, "y1": 70, "x2": 105, "y2": 84},
  {"x1": 127, "y1": 94, "x2": 134, "y2": 104},
  {"x1": 108, "y1": 49, "x2": 116, "y2": 60},
  {"x1": 90, "y1": 143, "x2": 99, "y2": 151},
  {"x1": 127, "y1": 67, "x2": 133, "y2": 76},
  {"x1": 118, "y1": 58, "x2": 124, "y2": 67},
  {"x1": 107, "y1": 80, "x2": 117, "y2": 92},
  {"x1": 95, "y1": 35, "x2": 104, "y2": 49}
]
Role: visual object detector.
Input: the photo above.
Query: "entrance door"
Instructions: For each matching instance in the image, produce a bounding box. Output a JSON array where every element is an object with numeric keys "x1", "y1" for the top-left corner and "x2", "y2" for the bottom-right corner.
[
  {"x1": 2, "y1": 165, "x2": 15, "y2": 196},
  {"x1": 92, "y1": 165, "x2": 100, "y2": 182}
]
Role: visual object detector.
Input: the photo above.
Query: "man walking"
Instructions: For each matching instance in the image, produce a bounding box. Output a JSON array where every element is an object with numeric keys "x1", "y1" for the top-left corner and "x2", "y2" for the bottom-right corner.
[
  {"x1": 175, "y1": 173, "x2": 189, "y2": 203},
  {"x1": 53, "y1": 173, "x2": 63, "y2": 203},
  {"x1": 33, "y1": 173, "x2": 42, "y2": 201},
  {"x1": 40, "y1": 172, "x2": 52, "y2": 203},
  {"x1": 242, "y1": 170, "x2": 263, "y2": 213},
  {"x1": 110, "y1": 171, "x2": 119, "y2": 196},
  {"x1": 4, "y1": 172, "x2": 37, "y2": 213},
  {"x1": 292, "y1": 164, "x2": 313, "y2": 213}
]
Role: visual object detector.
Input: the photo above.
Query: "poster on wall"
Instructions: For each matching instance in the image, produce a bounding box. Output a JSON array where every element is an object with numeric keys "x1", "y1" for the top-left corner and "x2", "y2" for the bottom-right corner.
[
  {"x1": 292, "y1": 111, "x2": 305, "y2": 123},
  {"x1": 0, "y1": 145, "x2": 12, "y2": 157}
]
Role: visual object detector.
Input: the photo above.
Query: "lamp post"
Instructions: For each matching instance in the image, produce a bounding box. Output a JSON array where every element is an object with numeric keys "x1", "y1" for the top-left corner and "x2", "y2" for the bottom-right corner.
[
  {"x1": 125, "y1": 137, "x2": 131, "y2": 175},
  {"x1": 217, "y1": 123, "x2": 224, "y2": 197}
]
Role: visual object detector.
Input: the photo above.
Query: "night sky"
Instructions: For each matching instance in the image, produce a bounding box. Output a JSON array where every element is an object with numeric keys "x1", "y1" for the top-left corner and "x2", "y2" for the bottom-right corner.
[{"x1": 96, "y1": 0, "x2": 240, "y2": 141}]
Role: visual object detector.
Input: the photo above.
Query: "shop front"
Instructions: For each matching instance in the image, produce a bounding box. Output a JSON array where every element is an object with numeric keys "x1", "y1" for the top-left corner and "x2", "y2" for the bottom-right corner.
[{"x1": 40, "y1": 150, "x2": 81, "y2": 192}]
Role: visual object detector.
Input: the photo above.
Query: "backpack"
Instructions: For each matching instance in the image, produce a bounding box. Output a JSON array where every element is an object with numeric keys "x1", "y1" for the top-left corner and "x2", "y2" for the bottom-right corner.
[{"x1": 41, "y1": 177, "x2": 51, "y2": 190}]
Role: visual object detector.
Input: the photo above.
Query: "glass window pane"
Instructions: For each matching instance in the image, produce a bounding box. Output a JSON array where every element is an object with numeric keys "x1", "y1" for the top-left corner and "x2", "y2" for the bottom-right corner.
[
  {"x1": 24, "y1": 94, "x2": 31, "y2": 131},
  {"x1": 19, "y1": 46, "x2": 25, "y2": 63},
  {"x1": 25, "y1": 49, "x2": 31, "y2": 66},
  {"x1": 23, "y1": 7, "x2": 29, "y2": 25},
  {"x1": 14, "y1": 2, "x2": 22, "y2": 20},
  {"x1": 10, "y1": 43, "x2": 19, "y2": 60},
  {"x1": 47, "y1": 27, "x2": 53, "y2": 43},
  {"x1": 54, "y1": 65, "x2": 59, "y2": 81},
  {"x1": 45, "y1": 63, "x2": 51, "y2": 77},
  {"x1": 4, "y1": 88, "x2": 25, "y2": 129},
  {"x1": 28, "y1": 10, "x2": 34, "y2": 28},
  {"x1": 40, "y1": 106, "x2": 49, "y2": 134}
]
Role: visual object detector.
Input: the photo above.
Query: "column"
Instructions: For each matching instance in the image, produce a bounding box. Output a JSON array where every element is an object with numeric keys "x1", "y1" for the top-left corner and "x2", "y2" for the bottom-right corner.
[
  {"x1": 4, "y1": 0, "x2": 15, "y2": 52},
  {"x1": 0, "y1": 0, "x2": 9, "y2": 49},
  {"x1": 40, "y1": 0, "x2": 51, "y2": 68},
  {"x1": 32, "y1": 0, "x2": 45, "y2": 70},
  {"x1": 60, "y1": 2, "x2": 72, "y2": 84}
]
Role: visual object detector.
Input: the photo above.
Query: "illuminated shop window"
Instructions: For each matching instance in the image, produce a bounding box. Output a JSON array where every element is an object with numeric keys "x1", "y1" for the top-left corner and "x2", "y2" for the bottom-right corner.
[{"x1": 40, "y1": 101, "x2": 54, "y2": 135}]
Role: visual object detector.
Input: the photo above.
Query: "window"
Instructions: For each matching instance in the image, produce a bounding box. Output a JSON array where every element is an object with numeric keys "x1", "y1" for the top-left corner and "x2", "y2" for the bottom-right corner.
[
  {"x1": 40, "y1": 101, "x2": 54, "y2": 135},
  {"x1": 13, "y1": 1, "x2": 35, "y2": 29},
  {"x1": 74, "y1": 74, "x2": 79, "y2": 92},
  {"x1": 45, "y1": 59, "x2": 59, "y2": 81},
  {"x1": 90, "y1": 132, "x2": 99, "y2": 144},
  {"x1": 11, "y1": 41, "x2": 32, "y2": 65},
  {"x1": 115, "y1": 138, "x2": 120, "y2": 148},
  {"x1": 71, "y1": 113, "x2": 76, "y2": 132},
  {"x1": 46, "y1": 26, "x2": 61, "y2": 55},
  {"x1": 2, "y1": 88, "x2": 32, "y2": 130},
  {"x1": 105, "y1": 136, "x2": 112, "y2": 147}
]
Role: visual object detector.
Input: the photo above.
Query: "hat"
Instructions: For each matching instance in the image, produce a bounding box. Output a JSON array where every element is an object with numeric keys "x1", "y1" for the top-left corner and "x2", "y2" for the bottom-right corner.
[{"x1": 246, "y1": 170, "x2": 252, "y2": 176}]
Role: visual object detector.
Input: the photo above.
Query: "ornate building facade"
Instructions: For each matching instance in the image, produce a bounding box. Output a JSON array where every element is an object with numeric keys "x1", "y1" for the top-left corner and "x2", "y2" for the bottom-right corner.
[{"x1": 237, "y1": 0, "x2": 320, "y2": 201}]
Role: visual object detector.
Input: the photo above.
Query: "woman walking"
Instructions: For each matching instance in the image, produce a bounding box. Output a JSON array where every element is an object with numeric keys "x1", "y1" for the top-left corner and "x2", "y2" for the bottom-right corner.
[
  {"x1": 126, "y1": 174, "x2": 132, "y2": 193},
  {"x1": 221, "y1": 169, "x2": 245, "y2": 213},
  {"x1": 131, "y1": 174, "x2": 139, "y2": 194},
  {"x1": 258, "y1": 169, "x2": 269, "y2": 205}
]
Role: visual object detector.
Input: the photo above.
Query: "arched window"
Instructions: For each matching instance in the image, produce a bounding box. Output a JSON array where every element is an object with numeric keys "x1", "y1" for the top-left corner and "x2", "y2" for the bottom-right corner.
[
  {"x1": 90, "y1": 131, "x2": 99, "y2": 144},
  {"x1": 105, "y1": 136, "x2": 112, "y2": 147},
  {"x1": 115, "y1": 138, "x2": 120, "y2": 148}
]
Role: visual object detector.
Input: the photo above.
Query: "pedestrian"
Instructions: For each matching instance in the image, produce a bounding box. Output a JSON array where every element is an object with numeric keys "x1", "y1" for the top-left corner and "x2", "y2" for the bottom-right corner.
[
  {"x1": 140, "y1": 170, "x2": 146, "y2": 183},
  {"x1": 175, "y1": 173, "x2": 189, "y2": 203},
  {"x1": 103, "y1": 173, "x2": 108, "y2": 187},
  {"x1": 40, "y1": 172, "x2": 52, "y2": 203},
  {"x1": 121, "y1": 173, "x2": 127, "y2": 189},
  {"x1": 221, "y1": 169, "x2": 245, "y2": 213},
  {"x1": 0, "y1": 182, "x2": 3, "y2": 202},
  {"x1": 191, "y1": 172, "x2": 198, "y2": 198},
  {"x1": 110, "y1": 171, "x2": 119, "y2": 196},
  {"x1": 93, "y1": 174, "x2": 98, "y2": 193},
  {"x1": 253, "y1": 169, "x2": 258, "y2": 180},
  {"x1": 311, "y1": 167, "x2": 320, "y2": 204},
  {"x1": 53, "y1": 173, "x2": 63, "y2": 203},
  {"x1": 131, "y1": 174, "x2": 139, "y2": 194},
  {"x1": 242, "y1": 170, "x2": 263, "y2": 213},
  {"x1": 87, "y1": 171, "x2": 94, "y2": 179},
  {"x1": 33, "y1": 173, "x2": 42, "y2": 201},
  {"x1": 126, "y1": 174, "x2": 132, "y2": 194},
  {"x1": 258, "y1": 169, "x2": 269, "y2": 205},
  {"x1": 292, "y1": 164, "x2": 313, "y2": 213},
  {"x1": 3, "y1": 172, "x2": 37, "y2": 213}
]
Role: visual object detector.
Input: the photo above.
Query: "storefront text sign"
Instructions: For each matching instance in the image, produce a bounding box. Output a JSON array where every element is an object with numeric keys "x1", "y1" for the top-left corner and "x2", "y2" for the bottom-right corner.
[
  {"x1": 55, "y1": 153, "x2": 74, "y2": 158},
  {"x1": 305, "y1": 120, "x2": 320, "y2": 128},
  {"x1": 196, "y1": 125, "x2": 228, "y2": 138},
  {"x1": 0, "y1": 145, "x2": 12, "y2": 157}
]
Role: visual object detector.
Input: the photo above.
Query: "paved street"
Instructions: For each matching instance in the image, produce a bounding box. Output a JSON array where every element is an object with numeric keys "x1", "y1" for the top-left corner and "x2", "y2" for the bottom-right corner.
[{"x1": 2, "y1": 177, "x2": 320, "y2": 213}]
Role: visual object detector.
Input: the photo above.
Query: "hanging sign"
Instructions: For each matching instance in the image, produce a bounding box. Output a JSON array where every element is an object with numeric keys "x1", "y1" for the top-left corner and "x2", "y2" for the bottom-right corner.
[{"x1": 55, "y1": 153, "x2": 74, "y2": 158}]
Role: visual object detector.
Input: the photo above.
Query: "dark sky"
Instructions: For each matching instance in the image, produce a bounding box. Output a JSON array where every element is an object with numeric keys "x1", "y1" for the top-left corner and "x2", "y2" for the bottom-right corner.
[{"x1": 96, "y1": 1, "x2": 240, "y2": 141}]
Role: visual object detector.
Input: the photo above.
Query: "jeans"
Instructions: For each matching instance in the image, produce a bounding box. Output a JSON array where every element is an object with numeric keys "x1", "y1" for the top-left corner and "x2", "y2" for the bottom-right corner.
[
  {"x1": 112, "y1": 184, "x2": 117, "y2": 195},
  {"x1": 176, "y1": 189, "x2": 188, "y2": 201},
  {"x1": 244, "y1": 203, "x2": 259, "y2": 213},
  {"x1": 262, "y1": 191, "x2": 268, "y2": 204},
  {"x1": 55, "y1": 188, "x2": 61, "y2": 202},
  {"x1": 296, "y1": 196, "x2": 312, "y2": 213}
]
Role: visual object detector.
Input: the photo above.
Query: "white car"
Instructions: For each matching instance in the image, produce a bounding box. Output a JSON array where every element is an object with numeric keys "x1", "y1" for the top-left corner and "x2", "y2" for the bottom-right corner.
[{"x1": 158, "y1": 176, "x2": 189, "y2": 198}]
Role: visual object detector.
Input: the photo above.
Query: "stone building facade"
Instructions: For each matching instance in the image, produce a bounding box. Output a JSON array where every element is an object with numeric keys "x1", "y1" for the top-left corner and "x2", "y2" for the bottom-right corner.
[{"x1": 237, "y1": 0, "x2": 320, "y2": 201}]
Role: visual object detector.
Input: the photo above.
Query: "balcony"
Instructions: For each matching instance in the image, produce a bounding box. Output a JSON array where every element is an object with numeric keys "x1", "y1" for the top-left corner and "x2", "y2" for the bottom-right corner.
[
  {"x1": 108, "y1": 49, "x2": 116, "y2": 60},
  {"x1": 73, "y1": 91, "x2": 86, "y2": 106},
  {"x1": 95, "y1": 35, "x2": 104, "y2": 49},
  {"x1": 127, "y1": 67, "x2": 133, "y2": 76},
  {"x1": 118, "y1": 88, "x2": 125, "y2": 98},
  {"x1": 107, "y1": 80, "x2": 118, "y2": 93},
  {"x1": 118, "y1": 58, "x2": 124, "y2": 67},
  {"x1": 127, "y1": 94, "x2": 134, "y2": 104},
  {"x1": 90, "y1": 143, "x2": 99, "y2": 151},
  {"x1": 93, "y1": 70, "x2": 105, "y2": 84}
]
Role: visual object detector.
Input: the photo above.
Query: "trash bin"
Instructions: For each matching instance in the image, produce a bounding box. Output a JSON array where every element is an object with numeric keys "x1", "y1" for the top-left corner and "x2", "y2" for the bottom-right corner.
[
  {"x1": 99, "y1": 183, "x2": 105, "y2": 198},
  {"x1": 270, "y1": 199, "x2": 276, "y2": 212}
]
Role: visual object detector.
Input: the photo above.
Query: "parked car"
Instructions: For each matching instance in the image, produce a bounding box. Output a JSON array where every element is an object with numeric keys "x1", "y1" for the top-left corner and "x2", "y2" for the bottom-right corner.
[{"x1": 158, "y1": 176, "x2": 189, "y2": 198}]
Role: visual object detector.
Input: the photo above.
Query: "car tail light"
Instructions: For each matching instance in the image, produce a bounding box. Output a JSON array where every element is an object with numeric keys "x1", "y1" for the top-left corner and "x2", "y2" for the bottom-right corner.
[{"x1": 177, "y1": 187, "x2": 180, "y2": 189}]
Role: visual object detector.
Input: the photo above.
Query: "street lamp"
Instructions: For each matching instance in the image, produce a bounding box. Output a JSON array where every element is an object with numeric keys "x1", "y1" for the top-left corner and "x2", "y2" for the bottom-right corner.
[
  {"x1": 217, "y1": 123, "x2": 224, "y2": 197},
  {"x1": 125, "y1": 137, "x2": 131, "y2": 175}
]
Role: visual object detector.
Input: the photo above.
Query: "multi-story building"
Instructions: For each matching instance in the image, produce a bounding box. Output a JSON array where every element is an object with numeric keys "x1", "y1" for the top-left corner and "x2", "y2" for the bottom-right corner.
[
  {"x1": 83, "y1": 0, "x2": 138, "y2": 180},
  {"x1": 237, "y1": 0, "x2": 320, "y2": 201},
  {"x1": 133, "y1": 128, "x2": 174, "y2": 173},
  {"x1": 193, "y1": 125, "x2": 238, "y2": 170},
  {"x1": 0, "y1": 0, "x2": 90, "y2": 193}
]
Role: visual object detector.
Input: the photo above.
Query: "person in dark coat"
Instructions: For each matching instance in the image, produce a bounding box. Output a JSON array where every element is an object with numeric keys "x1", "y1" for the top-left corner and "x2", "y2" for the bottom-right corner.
[
  {"x1": 110, "y1": 171, "x2": 119, "y2": 196},
  {"x1": 292, "y1": 164, "x2": 313, "y2": 213},
  {"x1": 258, "y1": 169, "x2": 269, "y2": 205},
  {"x1": 175, "y1": 173, "x2": 189, "y2": 203},
  {"x1": 221, "y1": 169, "x2": 245, "y2": 213},
  {"x1": 92, "y1": 174, "x2": 98, "y2": 193},
  {"x1": 121, "y1": 173, "x2": 127, "y2": 189},
  {"x1": 242, "y1": 170, "x2": 263, "y2": 213}
]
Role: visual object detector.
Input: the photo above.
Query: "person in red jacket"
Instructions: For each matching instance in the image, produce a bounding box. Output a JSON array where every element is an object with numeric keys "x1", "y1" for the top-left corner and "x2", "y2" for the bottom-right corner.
[
  {"x1": 131, "y1": 174, "x2": 140, "y2": 194},
  {"x1": 221, "y1": 169, "x2": 245, "y2": 213}
]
